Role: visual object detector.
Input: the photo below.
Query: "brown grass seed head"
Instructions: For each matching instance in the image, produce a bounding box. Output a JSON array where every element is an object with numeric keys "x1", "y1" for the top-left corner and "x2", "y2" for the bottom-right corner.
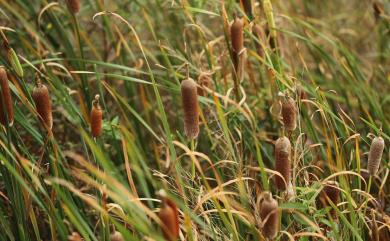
[
  {"x1": 90, "y1": 94, "x2": 103, "y2": 138},
  {"x1": 0, "y1": 67, "x2": 14, "y2": 126},
  {"x1": 181, "y1": 77, "x2": 199, "y2": 139},
  {"x1": 368, "y1": 136, "x2": 385, "y2": 176},
  {"x1": 282, "y1": 97, "x2": 297, "y2": 131},
  {"x1": 259, "y1": 192, "x2": 279, "y2": 240},
  {"x1": 32, "y1": 79, "x2": 52, "y2": 130},
  {"x1": 274, "y1": 136, "x2": 291, "y2": 190}
]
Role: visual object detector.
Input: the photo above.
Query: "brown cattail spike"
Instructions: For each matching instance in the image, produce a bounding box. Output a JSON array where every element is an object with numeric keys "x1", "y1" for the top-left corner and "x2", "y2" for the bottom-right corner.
[
  {"x1": 110, "y1": 231, "x2": 125, "y2": 241},
  {"x1": 157, "y1": 190, "x2": 180, "y2": 241},
  {"x1": 32, "y1": 80, "x2": 52, "y2": 130},
  {"x1": 90, "y1": 94, "x2": 103, "y2": 138},
  {"x1": 281, "y1": 97, "x2": 297, "y2": 131},
  {"x1": 181, "y1": 77, "x2": 199, "y2": 139},
  {"x1": 274, "y1": 136, "x2": 291, "y2": 190},
  {"x1": 0, "y1": 68, "x2": 14, "y2": 126},
  {"x1": 319, "y1": 181, "x2": 340, "y2": 217},
  {"x1": 230, "y1": 13, "x2": 244, "y2": 72},
  {"x1": 368, "y1": 136, "x2": 385, "y2": 176},
  {"x1": 66, "y1": 0, "x2": 81, "y2": 14},
  {"x1": 259, "y1": 192, "x2": 279, "y2": 239},
  {"x1": 241, "y1": 0, "x2": 253, "y2": 19}
]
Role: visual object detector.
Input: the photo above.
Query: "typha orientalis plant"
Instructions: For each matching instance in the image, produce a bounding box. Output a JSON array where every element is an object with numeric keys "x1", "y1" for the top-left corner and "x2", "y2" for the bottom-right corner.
[
  {"x1": 181, "y1": 70, "x2": 199, "y2": 139},
  {"x1": 259, "y1": 192, "x2": 279, "y2": 239},
  {"x1": 157, "y1": 190, "x2": 180, "y2": 241},
  {"x1": 90, "y1": 94, "x2": 103, "y2": 138},
  {"x1": 0, "y1": 67, "x2": 14, "y2": 126},
  {"x1": 66, "y1": 0, "x2": 81, "y2": 14},
  {"x1": 367, "y1": 135, "x2": 385, "y2": 176},
  {"x1": 318, "y1": 181, "x2": 340, "y2": 217},
  {"x1": 230, "y1": 13, "x2": 245, "y2": 84},
  {"x1": 282, "y1": 97, "x2": 297, "y2": 131},
  {"x1": 32, "y1": 77, "x2": 52, "y2": 130},
  {"x1": 274, "y1": 136, "x2": 291, "y2": 190}
]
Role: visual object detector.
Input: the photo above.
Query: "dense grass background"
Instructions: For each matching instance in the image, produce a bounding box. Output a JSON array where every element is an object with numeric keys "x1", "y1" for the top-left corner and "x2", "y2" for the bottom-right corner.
[{"x1": 0, "y1": 0, "x2": 389, "y2": 240}]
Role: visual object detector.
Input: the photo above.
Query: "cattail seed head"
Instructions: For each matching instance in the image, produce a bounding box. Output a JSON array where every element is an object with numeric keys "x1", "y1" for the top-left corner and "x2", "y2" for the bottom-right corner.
[
  {"x1": 368, "y1": 136, "x2": 385, "y2": 176},
  {"x1": 259, "y1": 192, "x2": 279, "y2": 239},
  {"x1": 0, "y1": 68, "x2": 14, "y2": 126},
  {"x1": 66, "y1": 0, "x2": 81, "y2": 14},
  {"x1": 230, "y1": 14, "x2": 244, "y2": 72},
  {"x1": 181, "y1": 78, "x2": 199, "y2": 139},
  {"x1": 319, "y1": 181, "x2": 340, "y2": 217},
  {"x1": 110, "y1": 231, "x2": 124, "y2": 241},
  {"x1": 32, "y1": 80, "x2": 52, "y2": 130},
  {"x1": 253, "y1": 24, "x2": 265, "y2": 58},
  {"x1": 281, "y1": 97, "x2": 297, "y2": 131},
  {"x1": 197, "y1": 73, "x2": 211, "y2": 97},
  {"x1": 90, "y1": 94, "x2": 103, "y2": 138},
  {"x1": 241, "y1": 0, "x2": 253, "y2": 19},
  {"x1": 274, "y1": 136, "x2": 291, "y2": 190},
  {"x1": 158, "y1": 190, "x2": 180, "y2": 241}
]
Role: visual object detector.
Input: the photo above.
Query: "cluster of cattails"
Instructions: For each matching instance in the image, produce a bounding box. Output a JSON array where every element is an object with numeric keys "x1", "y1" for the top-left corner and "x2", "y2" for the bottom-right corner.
[
  {"x1": 274, "y1": 136, "x2": 291, "y2": 190},
  {"x1": 281, "y1": 97, "x2": 297, "y2": 131},
  {"x1": 181, "y1": 75, "x2": 199, "y2": 139},
  {"x1": 66, "y1": 0, "x2": 81, "y2": 14},
  {"x1": 367, "y1": 135, "x2": 385, "y2": 176},
  {"x1": 0, "y1": 68, "x2": 14, "y2": 126},
  {"x1": 318, "y1": 181, "x2": 340, "y2": 217},
  {"x1": 90, "y1": 94, "x2": 103, "y2": 138},
  {"x1": 32, "y1": 78, "x2": 53, "y2": 131},
  {"x1": 157, "y1": 190, "x2": 180, "y2": 241},
  {"x1": 230, "y1": 13, "x2": 245, "y2": 81},
  {"x1": 110, "y1": 231, "x2": 125, "y2": 241},
  {"x1": 259, "y1": 192, "x2": 279, "y2": 239}
]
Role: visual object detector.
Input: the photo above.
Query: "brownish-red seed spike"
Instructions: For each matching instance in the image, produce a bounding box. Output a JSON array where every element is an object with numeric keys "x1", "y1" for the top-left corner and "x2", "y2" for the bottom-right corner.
[
  {"x1": 282, "y1": 97, "x2": 297, "y2": 131},
  {"x1": 0, "y1": 68, "x2": 14, "y2": 126},
  {"x1": 259, "y1": 192, "x2": 279, "y2": 239},
  {"x1": 32, "y1": 81, "x2": 52, "y2": 130},
  {"x1": 181, "y1": 78, "x2": 199, "y2": 139},
  {"x1": 274, "y1": 136, "x2": 291, "y2": 190},
  {"x1": 158, "y1": 192, "x2": 180, "y2": 241},
  {"x1": 66, "y1": 0, "x2": 81, "y2": 14},
  {"x1": 90, "y1": 94, "x2": 103, "y2": 138},
  {"x1": 319, "y1": 181, "x2": 340, "y2": 217},
  {"x1": 367, "y1": 136, "x2": 385, "y2": 176},
  {"x1": 230, "y1": 14, "x2": 244, "y2": 71},
  {"x1": 253, "y1": 24, "x2": 265, "y2": 58}
]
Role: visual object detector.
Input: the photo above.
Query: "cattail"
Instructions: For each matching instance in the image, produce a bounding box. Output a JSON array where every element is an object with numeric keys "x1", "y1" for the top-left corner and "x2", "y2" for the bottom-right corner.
[
  {"x1": 68, "y1": 232, "x2": 82, "y2": 241},
  {"x1": 368, "y1": 136, "x2": 385, "y2": 176},
  {"x1": 0, "y1": 68, "x2": 14, "y2": 126},
  {"x1": 32, "y1": 80, "x2": 52, "y2": 130},
  {"x1": 241, "y1": 0, "x2": 253, "y2": 19},
  {"x1": 281, "y1": 97, "x2": 297, "y2": 131},
  {"x1": 181, "y1": 77, "x2": 199, "y2": 139},
  {"x1": 158, "y1": 190, "x2": 180, "y2": 241},
  {"x1": 373, "y1": 1, "x2": 384, "y2": 20},
  {"x1": 90, "y1": 94, "x2": 103, "y2": 138},
  {"x1": 259, "y1": 192, "x2": 279, "y2": 239},
  {"x1": 197, "y1": 73, "x2": 211, "y2": 97},
  {"x1": 230, "y1": 13, "x2": 244, "y2": 73},
  {"x1": 274, "y1": 136, "x2": 291, "y2": 190},
  {"x1": 319, "y1": 181, "x2": 340, "y2": 217},
  {"x1": 110, "y1": 231, "x2": 125, "y2": 241},
  {"x1": 253, "y1": 24, "x2": 265, "y2": 58},
  {"x1": 66, "y1": 0, "x2": 81, "y2": 14}
]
